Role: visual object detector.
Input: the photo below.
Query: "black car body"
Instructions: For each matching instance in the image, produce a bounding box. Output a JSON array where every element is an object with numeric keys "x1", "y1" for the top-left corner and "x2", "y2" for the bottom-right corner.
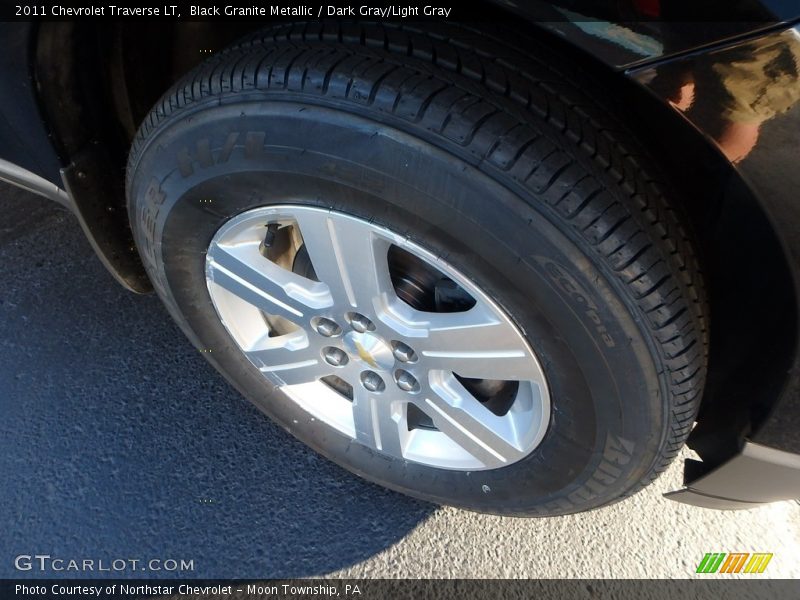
[{"x1": 1, "y1": 1, "x2": 799, "y2": 510}]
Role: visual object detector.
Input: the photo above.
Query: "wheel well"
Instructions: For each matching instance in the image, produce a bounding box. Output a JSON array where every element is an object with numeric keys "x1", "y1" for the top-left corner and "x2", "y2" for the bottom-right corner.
[
  {"x1": 34, "y1": 18, "x2": 798, "y2": 463},
  {"x1": 33, "y1": 21, "x2": 266, "y2": 292},
  {"x1": 629, "y1": 91, "x2": 797, "y2": 464},
  {"x1": 525, "y1": 25, "x2": 798, "y2": 464}
]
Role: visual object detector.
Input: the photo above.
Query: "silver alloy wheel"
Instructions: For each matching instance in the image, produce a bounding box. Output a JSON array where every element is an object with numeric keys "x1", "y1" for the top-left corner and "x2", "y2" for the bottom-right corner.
[{"x1": 205, "y1": 206, "x2": 550, "y2": 470}]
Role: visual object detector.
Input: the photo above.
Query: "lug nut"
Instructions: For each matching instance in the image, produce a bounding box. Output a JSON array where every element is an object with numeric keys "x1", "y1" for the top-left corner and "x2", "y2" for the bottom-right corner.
[
  {"x1": 323, "y1": 347, "x2": 348, "y2": 367},
  {"x1": 348, "y1": 312, "x2": 374, "y2": 333},
  {"x1": 392, "y1": 341, "x2": 417, "y2": 363},
  {"x1": 360, "y1": 371, "x2": 385, "y2": 393},
  {"x1": 314, "y1": 317, "x2": 341, "y2": 337},
  {"x1": 395, "y1": 370, "x2": 420, "y2": 393}
]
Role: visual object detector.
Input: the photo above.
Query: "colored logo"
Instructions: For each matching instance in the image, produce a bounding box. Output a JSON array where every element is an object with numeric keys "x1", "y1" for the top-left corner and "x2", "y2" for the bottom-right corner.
[
  {"x1": 353, "y1": 340, "x2": 379, "y2": 369},
  {"x1": 696, "y1": 553, "x2": 773, "y2": 574}
]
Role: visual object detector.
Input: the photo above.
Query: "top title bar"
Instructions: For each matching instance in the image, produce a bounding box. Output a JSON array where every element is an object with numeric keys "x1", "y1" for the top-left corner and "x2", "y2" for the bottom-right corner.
[{"x1": 3, "y1": 1, "x2": 796, "y2": 22}]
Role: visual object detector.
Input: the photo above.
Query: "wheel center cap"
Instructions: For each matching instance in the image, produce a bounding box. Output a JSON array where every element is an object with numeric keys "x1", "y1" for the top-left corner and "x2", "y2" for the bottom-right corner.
[{"x1": 342, "y1": 331, "x2": 394, "y2": 371}]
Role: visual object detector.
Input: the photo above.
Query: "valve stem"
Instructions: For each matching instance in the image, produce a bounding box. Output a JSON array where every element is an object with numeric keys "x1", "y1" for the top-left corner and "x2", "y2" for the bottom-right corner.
[{"x1": 260, "y1": 223, "x2": 281, "y2": 257}]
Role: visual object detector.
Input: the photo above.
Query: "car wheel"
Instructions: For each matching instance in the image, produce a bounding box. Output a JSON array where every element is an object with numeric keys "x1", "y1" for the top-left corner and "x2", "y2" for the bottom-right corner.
[{"x1": 126, "y1": 23, "x2": 708, "y2": 516}]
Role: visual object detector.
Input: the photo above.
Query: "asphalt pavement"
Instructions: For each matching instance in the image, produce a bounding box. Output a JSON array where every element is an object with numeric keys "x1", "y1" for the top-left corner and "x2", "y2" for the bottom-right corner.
[{"x1": 1, "y1": 183, "x2": 799, "y2": 580}]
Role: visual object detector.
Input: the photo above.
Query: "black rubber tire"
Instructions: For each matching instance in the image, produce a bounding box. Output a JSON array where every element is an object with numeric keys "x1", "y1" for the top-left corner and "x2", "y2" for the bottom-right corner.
[{"x1": 126, "y1": 22, "x2": 708, "y2": 516}]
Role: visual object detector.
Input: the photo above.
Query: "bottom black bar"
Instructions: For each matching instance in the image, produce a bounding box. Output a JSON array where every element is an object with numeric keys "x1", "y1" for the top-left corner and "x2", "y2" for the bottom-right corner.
[{"x1": 2, "y1": 579, "x2": 799, "y2": 600}]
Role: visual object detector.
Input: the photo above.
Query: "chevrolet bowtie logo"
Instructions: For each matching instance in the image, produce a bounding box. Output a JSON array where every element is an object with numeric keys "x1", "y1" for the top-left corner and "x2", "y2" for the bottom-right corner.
[{"x1": 354, "y1": 341, "x2": 379, "y2": 369}]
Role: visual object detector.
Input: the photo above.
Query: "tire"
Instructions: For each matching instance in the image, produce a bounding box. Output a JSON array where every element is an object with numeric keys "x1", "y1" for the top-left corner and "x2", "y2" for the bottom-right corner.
[{"x1": 126, "y1": 22, "x2": 708, "y2": 516}]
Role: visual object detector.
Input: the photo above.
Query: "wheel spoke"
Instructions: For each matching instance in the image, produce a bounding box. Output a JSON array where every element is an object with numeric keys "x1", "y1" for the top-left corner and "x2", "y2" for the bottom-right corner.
[
  {"x1": 351, "y1": 387, "x2": 406, "y2": 456},
  {"x1": 245, "y1": 331, "x2": 327, "y2": 386},
  {"x1": 293, "y1": 209, "x2": 395, "y2": 312},
  {"x1": 416, "y1": 305, "x2": 537, "y2": 381},
  {"x1": 424, "y1": 374, "x2": 523, "y2": 466},
  {"x1": 207, "y1": 240, "x2": 332, "y2": 323}
]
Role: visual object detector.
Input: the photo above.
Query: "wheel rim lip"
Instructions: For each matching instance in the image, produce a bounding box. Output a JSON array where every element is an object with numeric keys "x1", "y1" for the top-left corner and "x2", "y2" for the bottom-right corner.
[{"x1": 205, "y1": 204, "x2": 551, "y2": 471}]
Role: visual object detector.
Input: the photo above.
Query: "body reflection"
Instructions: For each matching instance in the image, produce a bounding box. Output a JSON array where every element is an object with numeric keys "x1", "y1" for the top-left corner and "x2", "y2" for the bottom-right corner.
[{"x1": 649, "y1": 29, "x2": 800, "y2": 163}]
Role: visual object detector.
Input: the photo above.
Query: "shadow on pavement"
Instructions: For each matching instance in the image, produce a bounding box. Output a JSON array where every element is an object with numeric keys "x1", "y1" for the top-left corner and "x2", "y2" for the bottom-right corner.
[{"x1": 0, "y1": 186, "x2": 433, "y2": 578}]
